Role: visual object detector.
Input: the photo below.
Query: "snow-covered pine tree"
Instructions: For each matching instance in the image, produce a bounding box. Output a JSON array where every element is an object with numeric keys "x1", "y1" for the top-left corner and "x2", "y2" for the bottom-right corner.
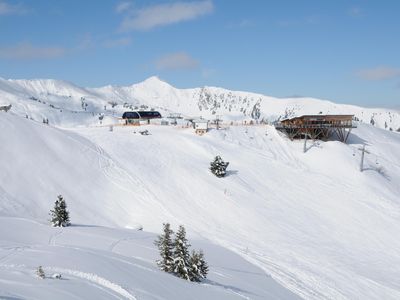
[
  {"x1": 173, "y1": 225, "x2": 191, "y2": 280},
  {"x1": 189, "y1": 250, "x2": 201, "y2": 282},
  {"x1": 189, "y1": 249, "x2": 209, "y2": 282},
  {"x1": 198, "y1": 250, "x2": 209, "y2": 280},
  {"x1": 49, "y1": 195, "x2": 70, "y2": 227},
  {"x1": 154, "y1": 223, "x2": 174, "y2": 273},
  {"x1": 210, "y1": 155, "x2": 229, "y2": 178},
  {"x1": 36, "y1": 266, "x2": 45, "y2": 279}
]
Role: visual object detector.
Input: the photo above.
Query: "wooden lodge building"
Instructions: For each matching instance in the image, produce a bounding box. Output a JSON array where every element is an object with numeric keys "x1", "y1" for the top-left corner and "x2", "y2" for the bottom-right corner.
[{"x1": 275, "y1": 114, "x2": 356, "y2": 143}]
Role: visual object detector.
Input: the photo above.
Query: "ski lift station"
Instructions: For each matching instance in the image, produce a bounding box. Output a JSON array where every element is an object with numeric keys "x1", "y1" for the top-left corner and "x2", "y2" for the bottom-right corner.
[
  {"x1": 275, "y1": 114, "x2": 356, "y2": 143},
  {"x1": 120, "y1": 111, "x2": 162, "y2": 125}
]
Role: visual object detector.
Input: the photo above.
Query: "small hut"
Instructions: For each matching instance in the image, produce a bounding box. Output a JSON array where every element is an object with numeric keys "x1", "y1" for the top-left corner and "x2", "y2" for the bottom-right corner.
[{"x1": 193, "y1": 119, "x2": 209, "y2": 135}]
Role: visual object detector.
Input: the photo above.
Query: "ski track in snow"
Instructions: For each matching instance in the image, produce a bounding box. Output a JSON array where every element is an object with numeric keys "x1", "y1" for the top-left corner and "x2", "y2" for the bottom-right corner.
[
  {"x1": 0, "y1": 246, "x2": 29, "y2": 265},
  {"x1": 249, "y1": 253, "x2": 335, "y2": 300},
  {"x1": 108, "y1": 237, "x2": 142, "y2": 253},
  {"x1": 47, "y1": 267, "x2": 137, "y2": 300},
  {"x1": 92, "y1": 142, "x2": 179, "y2": 224},
  {"x1": 60, "y1": 130, "x2": 179, "y2": 225},
  {"x1": 203, "y1": 282, "x2": 251, "y2": 300},
  {"x1": 48, "y1": 229, "x2": 63, "y2": 246}
]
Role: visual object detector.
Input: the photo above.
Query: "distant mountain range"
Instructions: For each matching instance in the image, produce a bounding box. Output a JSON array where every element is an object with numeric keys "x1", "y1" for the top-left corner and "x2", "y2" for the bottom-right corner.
[{"x1": 1, "y1": 76, "x2": 399, "y2": 130}]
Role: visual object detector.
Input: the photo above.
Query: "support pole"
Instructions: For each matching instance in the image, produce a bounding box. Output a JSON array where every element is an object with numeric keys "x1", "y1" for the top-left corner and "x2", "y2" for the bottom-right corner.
[
  {"x1": 358, "y1": 145, "x2": 370, "y2": 172},
  {"x1": 303, "y1": 132, "x2": 307, "y2": 153},
  {"x1": 360, "y1": 145, "x2": 365, "y2": 171},
  {"x1": 344, "y1": 128, "x2": 351, "y2": 143}
]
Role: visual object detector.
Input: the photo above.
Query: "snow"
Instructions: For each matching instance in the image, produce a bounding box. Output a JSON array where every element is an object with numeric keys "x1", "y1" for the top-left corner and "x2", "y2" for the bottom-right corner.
[
  {"x1": 0, "y1": 217, "x2": 297, "y2": 300},
  {"x1": 0, "y1": 77, "x2": 400, "y2": 299}
]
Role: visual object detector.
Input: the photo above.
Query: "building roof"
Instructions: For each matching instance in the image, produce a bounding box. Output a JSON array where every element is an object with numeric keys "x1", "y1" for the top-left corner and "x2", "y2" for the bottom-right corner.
[
  {"x1": 122, "y1": 111, "x2": 161, "y2": 119},
  {"x1": 193, "y1": 119, "x2": 209, "y2": 123},
  {"x1": 282, "y1": 114, "x2": 354, "y2": 122}
]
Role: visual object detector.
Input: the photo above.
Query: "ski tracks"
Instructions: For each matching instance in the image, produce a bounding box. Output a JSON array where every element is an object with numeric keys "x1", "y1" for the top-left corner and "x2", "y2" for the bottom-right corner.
[
  {"x1": 93, "y1": 143, "x2": 178, "y2": 223},
  {"x1": 48, "y1": 229, "x2": 63, "y2": 246},
  {"x1": 0, "y1": 246, "x2": 29, "y2": 264},
  {"x1": 108, "y1": 237, "x2": 134, "y2": 252},
  {"x1": 244, "y1": 250, "x2": 340, "y2": 300},
  {"x1": 47, "y1": 267, "x2": 137, "y2": 300}
]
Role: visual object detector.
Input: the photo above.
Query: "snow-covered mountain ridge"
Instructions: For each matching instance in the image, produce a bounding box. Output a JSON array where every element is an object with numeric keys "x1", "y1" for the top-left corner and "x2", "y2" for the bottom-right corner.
[{"x1": 1, "y1": 76, "x2": 399, "y2": 130}]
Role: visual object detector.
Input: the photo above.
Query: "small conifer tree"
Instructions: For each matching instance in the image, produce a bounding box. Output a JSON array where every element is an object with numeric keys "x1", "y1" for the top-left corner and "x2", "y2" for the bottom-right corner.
[
  {"x1": 50, "y1": 195, "x2": 70, "y2": 227},
  {"x1": 173, "y1": 225, "x2": 191, "y2": 280},
  {"x1": 36, "y1": 266, "x2": 45, "y2": 279},
  {"x1": 189, "y1": 250, "x2": 202, "y2": 282},
  {"x1": 197, "y1": 250, "x2": 209, "y2": 280},
  {"x1": 189, "y1": 250, "x2": 209, "y2": 282},
  {"x1": 210, "y1": 155, "x2": 229, "y2": 177},
  {"x1": 155, "y1": 223, "x2": 210, "y2": 282},
  {"x1": 154, "y1": 223, "x2": 174, "y2": 273}
]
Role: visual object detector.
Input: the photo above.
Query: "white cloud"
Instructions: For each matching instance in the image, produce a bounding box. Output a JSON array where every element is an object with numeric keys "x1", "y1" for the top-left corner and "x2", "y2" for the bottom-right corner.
[
  {"x1": 119, "y1": 0, "x2": 213, "y2": 31},
  {"x1": 115, "y1": 2, "x2": 132, "y2": 14},
  {"x1": 357, "y1": 66, "x2": 400, "y2": 81},
  {"x1": 0, "y1": 43, "x2": 66, "y2": 60},
  {"x1": 103, "y1": 37, "x2": 132, "y2": 48},
  {"x1": 0, "y1": 1, "x2": 26, "y2": 15},
  {"x1": 155, "y1": 52, "x2": 199, "y2": 71}
]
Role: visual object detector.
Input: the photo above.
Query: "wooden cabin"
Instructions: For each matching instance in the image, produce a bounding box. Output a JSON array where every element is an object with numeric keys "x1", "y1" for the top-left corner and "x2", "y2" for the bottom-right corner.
[{"x1": 275, "y1": 114, "x2": 356, "y2": 142}]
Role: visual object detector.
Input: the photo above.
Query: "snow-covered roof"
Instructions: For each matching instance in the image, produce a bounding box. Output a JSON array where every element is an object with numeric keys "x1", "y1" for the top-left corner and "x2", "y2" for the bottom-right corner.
[{"x1": 193, "y1": 119, "x2": 208, "y2": 123}]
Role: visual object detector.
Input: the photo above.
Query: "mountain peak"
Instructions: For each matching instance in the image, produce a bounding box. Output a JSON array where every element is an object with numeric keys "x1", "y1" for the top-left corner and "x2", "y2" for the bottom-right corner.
[
  {"x1": 134, "y1": 76, "x2": 173, "y2": 89},
  {"x1": 144, "y1": 75, "x2": 162, "y2": 83}
]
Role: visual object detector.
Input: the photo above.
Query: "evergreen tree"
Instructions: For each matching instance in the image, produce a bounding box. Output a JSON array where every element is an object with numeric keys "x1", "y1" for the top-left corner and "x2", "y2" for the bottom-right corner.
[
  {"x1": 36, "y1": 266, "x2": 45, "y2": 279},
  {"x1": 197, "y1": 250, "x2": 209, "y2": 280},
  {"x1": 49, "y1": 195, "x2": 70, "y2": 227},
  {"x1": 210, "y1": 155, "x2": 229, "y2": 177},
  {"x1": 189, "y1": 250, "x2": 201, "y2": 282},
  {"x1": 189, "y1": 249, "x2": 209, "y2": 282},
  {"x1": 154, "y1": 223, "x2": 174, "y2": 273},
  {"x1": 173, "y1": 225, "x2": 191, "y2": 280}
]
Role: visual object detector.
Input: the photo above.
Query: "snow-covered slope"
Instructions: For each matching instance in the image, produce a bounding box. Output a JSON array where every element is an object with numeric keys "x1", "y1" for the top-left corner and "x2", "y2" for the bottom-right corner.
[
  {"x1": 1, "y1": 76, "x2": 399, "y2": 130},
  {"x1": 1, "y1": 109, "x2": 400, "y2": 299},
  {"x1": 0, "y1": 217, "x2": 297, "y2": 300}
]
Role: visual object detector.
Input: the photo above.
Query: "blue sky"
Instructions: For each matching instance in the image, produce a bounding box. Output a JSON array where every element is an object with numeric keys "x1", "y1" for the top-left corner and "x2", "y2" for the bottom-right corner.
[{"x1": 0, "y1": 0, "x2": 399, "y2": 108}]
